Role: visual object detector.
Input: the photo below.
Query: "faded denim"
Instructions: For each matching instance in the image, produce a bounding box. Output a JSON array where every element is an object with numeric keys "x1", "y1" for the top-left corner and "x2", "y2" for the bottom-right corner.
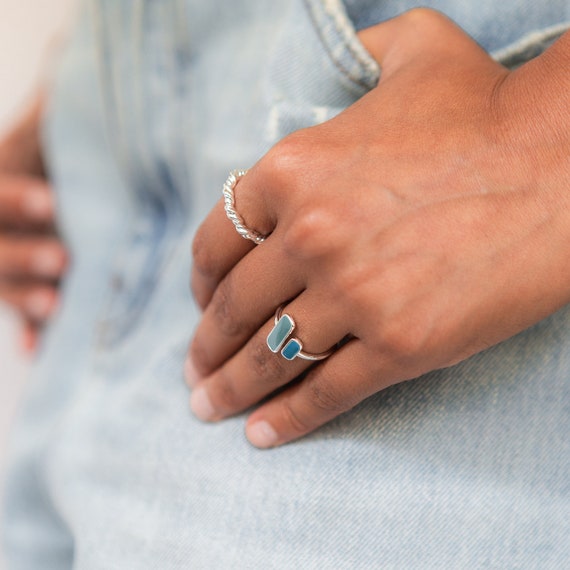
[{"x1": 3, "y1": 0, "x2": 570, "y2": 568}]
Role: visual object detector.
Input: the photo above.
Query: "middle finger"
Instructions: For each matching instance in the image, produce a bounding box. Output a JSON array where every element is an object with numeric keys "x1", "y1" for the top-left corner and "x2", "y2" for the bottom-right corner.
[
  {"x1": 188, "y1": 228, "x2": 304, "y2": 381},
  {"x1": 189, "y1": 291, "x2": 348, "y2": 422}
]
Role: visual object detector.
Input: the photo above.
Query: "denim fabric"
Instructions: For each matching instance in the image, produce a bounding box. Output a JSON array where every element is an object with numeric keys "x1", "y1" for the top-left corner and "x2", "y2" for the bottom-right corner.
[{"x1": 3, "y1": 1, "x2": 570, "y2": 568}]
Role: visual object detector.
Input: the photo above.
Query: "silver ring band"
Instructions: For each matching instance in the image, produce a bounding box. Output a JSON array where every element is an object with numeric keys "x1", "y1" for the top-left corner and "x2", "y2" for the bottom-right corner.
[
  {"x1": 266, "y1": 304, "x2": 335, "y2": 361},
  {"x1": 223, "y1": 169, "x2": 267, "y2": 245}
]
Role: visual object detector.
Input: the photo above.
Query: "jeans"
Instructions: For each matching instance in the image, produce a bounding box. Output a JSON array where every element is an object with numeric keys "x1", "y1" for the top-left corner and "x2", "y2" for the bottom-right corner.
[{"x1": 3, "y1": 0, "x2": 570, "y2": 568}]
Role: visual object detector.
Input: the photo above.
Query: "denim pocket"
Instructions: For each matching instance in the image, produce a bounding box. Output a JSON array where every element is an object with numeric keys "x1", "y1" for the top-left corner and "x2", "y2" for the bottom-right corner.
[
  {"x1": 263, "y1": 0, "x2": 380, "y2": 143},
  {"x1": 90, "y1": 0, "x2": 191, "y2": 349},
  {"x1": 492, "y1": 22, "x2": 570, "y2": 68},
  {"x1": 303, "y1": 0, "x2": 380, "y2": 91}
]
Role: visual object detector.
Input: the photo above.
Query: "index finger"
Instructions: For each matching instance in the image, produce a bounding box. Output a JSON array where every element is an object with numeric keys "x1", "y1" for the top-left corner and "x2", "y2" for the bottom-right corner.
[{"x1": 191, "y1": 168, "x2": 275, "y2": 309}]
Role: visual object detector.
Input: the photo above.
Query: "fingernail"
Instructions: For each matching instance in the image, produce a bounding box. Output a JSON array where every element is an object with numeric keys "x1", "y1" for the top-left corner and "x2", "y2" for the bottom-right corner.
[
  {"x1": 246, "y1": 421, "x2": 279, "y2": 449},
  {"x1": 33, "y1": 248, "x2": 64, "y2": 277},
  {"x1": 23, "y1": 188, "x2": 53, "y2": 220},
  {"x1": 26, "y1": 291, "x2": 55, "y2": 320},
  {"x1": 190, "y1": 386, "x2": 215, "y2": 421},
  {"x1": 184, "y1": 356, "x2": 200, "y2": 388}
]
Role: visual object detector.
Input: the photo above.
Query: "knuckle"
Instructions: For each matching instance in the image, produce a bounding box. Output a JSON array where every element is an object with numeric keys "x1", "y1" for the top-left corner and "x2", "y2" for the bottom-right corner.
[
  {"x1": 307, "y1": 377, "x2": 347, "y2": 414},
  {"x1": 249, "y1": 336, "x2": 286, "y2": 384},
  {"x1": 189, "y1": 336, "x2": 214, "y2": 376},
  {"x1": 210, "y1": 275, "x2": 244, "y2": 337},
  {"x1": 192, "y1": 227, "x2": 217, "y2": 279},
  {"x1": 264, "y1": 131, "x2": 310, "y2": 178},
  {"x1": 377, "y1": 315, "x2": 427, "y2": 362},
  {"x1": 334, "y1": 264, "x2": 372, "y2": 304},
  {"x1": 281, "y1": 397, "x2": 314, "y2": 435},
  {"x1": 282, "y1": 207, "x2": 337, "y2": 260},
  {"x1": 210, "y1": 371, "x2": 241, "y2": 412},
  {"x1": 190, "y1": 270, "x2": 211, "y2": 310},
  {"x1": 267, "y1": 131, "x2": 306, "y2": 168}
]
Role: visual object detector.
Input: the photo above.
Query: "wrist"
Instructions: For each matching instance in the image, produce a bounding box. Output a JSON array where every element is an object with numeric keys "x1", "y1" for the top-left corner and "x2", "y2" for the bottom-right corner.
[{"x1": 491, "y1": 32, "x2": 570, "y2": 206}]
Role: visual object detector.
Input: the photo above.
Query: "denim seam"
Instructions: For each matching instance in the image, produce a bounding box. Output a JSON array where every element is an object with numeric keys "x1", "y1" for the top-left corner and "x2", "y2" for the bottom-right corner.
[
  {"x1": 94, "y1": 0, "x2": 193, "y2": 350},
  {"x1": 492, "y1": 21, "x2": 570, "y2": 67},
  {"x1": 302, "y1": 0, "x2": 380, "y2": 91}
]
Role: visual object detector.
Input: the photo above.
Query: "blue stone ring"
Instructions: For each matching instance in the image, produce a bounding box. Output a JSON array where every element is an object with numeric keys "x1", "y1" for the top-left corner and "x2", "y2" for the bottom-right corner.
[{"x1": 266, "y1": 305, "x2": 335, "y2": 362}]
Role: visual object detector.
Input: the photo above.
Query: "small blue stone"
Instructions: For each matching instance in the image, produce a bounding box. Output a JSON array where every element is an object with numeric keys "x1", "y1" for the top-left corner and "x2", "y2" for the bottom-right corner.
[
  {"x1": 267, "y1": 315, "x2": 295, "y2": 353},
  {"x1": 282, "y1": 339, "x2": 302, "y2": 361}
]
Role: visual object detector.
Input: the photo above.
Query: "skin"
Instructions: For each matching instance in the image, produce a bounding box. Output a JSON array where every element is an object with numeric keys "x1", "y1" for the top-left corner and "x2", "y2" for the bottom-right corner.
[
  {"x1": 0, "y1": 98, "x2": 67, "y2": 351},
  {"x1": 187, "y1": 9, "x2": 570, "y2": 448}
]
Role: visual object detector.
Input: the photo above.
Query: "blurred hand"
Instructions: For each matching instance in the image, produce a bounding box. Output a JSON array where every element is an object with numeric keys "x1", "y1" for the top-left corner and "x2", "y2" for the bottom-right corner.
[{"x1": 0, "y1": 99, "x2": 67, "y2": 352}]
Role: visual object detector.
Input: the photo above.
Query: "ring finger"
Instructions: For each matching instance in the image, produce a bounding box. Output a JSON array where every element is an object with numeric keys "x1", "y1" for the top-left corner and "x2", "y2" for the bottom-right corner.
[
  {"x1": 189, "y1": 292, "x2": 349, "y2": 422},
  {"x1": 188, "y1": 229, "x2": 305, "y2": 382}
]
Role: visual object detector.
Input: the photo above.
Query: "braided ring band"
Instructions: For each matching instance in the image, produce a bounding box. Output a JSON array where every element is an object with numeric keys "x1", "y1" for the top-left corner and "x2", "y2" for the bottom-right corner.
[
  {"x1": 266, "y1": 304, "x2": 335, "y2": 362},
  {"x1": 223, "y1": 169, "x2": 267, "y2": 245}
]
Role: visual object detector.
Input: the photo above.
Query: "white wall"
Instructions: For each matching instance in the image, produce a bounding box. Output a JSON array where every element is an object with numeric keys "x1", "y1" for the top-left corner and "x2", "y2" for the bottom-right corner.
[{"x1": 0, "y1": 1, "x2": 73, "y2": 565}]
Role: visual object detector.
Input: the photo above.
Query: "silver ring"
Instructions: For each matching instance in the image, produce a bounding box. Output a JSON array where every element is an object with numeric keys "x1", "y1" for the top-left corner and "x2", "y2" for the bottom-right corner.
[
  {"x1": 266, "y1": 304, "x2": 335, "y2": 361},
  {"x1": 223, "y1": 169, "x2": 267, "y2": 245}
]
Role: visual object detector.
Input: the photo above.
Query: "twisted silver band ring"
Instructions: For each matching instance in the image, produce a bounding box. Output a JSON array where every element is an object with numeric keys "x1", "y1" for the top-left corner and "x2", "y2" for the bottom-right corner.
[
  {"x1": 267, "y1": 304, "x2": 335, "y2": 362},
  {"x1": 223, "y1": 169, "x2": 267, "y2": 245}
]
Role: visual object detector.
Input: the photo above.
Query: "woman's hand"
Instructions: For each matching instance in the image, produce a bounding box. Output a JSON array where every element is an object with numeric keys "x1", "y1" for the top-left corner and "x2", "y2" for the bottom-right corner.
[
  {"x1": 187, "y1": 9, "x2": 570, "y2": 447},
  {"x1": 0, "y1": 99, "x2": 67, "y2": 351}
]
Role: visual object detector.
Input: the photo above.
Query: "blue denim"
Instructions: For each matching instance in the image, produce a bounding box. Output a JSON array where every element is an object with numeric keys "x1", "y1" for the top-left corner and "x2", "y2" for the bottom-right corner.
[{"x1": 3, "y1": 1, "x2": 570, "y2": 568}]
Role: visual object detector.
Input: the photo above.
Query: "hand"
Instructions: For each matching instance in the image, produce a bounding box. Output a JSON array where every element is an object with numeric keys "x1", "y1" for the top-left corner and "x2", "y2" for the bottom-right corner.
[
  {"x1": 0, "y1": 99, "x2": 67, "y2": 352},
  {"x1": 187, "y1": 9, "x2": 570, "y2": 447}
]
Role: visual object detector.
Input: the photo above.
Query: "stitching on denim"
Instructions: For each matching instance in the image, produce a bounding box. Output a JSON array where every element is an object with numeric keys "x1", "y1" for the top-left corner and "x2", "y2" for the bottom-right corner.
[
  {"x1": 302, "y1": 0, "x2": 379, "y2": 90},
  {"x1": 320, "y1": 0, "x2": 380, "y2": 79},
  {"x1": 492, "y1": 22, "x2": 570, "y2": 67},
  {"x1": 96, "y1": 1, "x2": 192, "y2": 350}
]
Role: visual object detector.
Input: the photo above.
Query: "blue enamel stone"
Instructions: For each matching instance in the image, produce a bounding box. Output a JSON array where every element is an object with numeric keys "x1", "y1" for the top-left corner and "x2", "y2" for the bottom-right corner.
[
  {"x1": 267, "y1": 315, "x2": 295, "y2": 353},
  {"x1": 281, "y1": 339, "x2": 302, "y2": 361}
]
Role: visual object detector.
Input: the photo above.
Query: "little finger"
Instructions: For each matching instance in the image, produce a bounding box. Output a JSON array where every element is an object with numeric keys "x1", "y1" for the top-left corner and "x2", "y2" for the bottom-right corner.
[
  {"x1": 190, "y1": 293, "x2": 348, "y2": 422},
  {"x1": 245, "y1": 341, "x2": 398, "y2": 448}
]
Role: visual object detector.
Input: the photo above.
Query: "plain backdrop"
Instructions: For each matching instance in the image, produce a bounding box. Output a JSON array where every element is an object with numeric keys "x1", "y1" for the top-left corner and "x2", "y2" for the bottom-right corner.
[{"x1": 0, "y1": 0, "x2": 74, "y2": 565}]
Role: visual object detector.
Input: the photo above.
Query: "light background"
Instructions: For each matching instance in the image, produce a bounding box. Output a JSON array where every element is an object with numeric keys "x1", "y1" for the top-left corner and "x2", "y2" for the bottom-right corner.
[{"x1": 0, "y1": 1, "x2": 74, "y2": 565}]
